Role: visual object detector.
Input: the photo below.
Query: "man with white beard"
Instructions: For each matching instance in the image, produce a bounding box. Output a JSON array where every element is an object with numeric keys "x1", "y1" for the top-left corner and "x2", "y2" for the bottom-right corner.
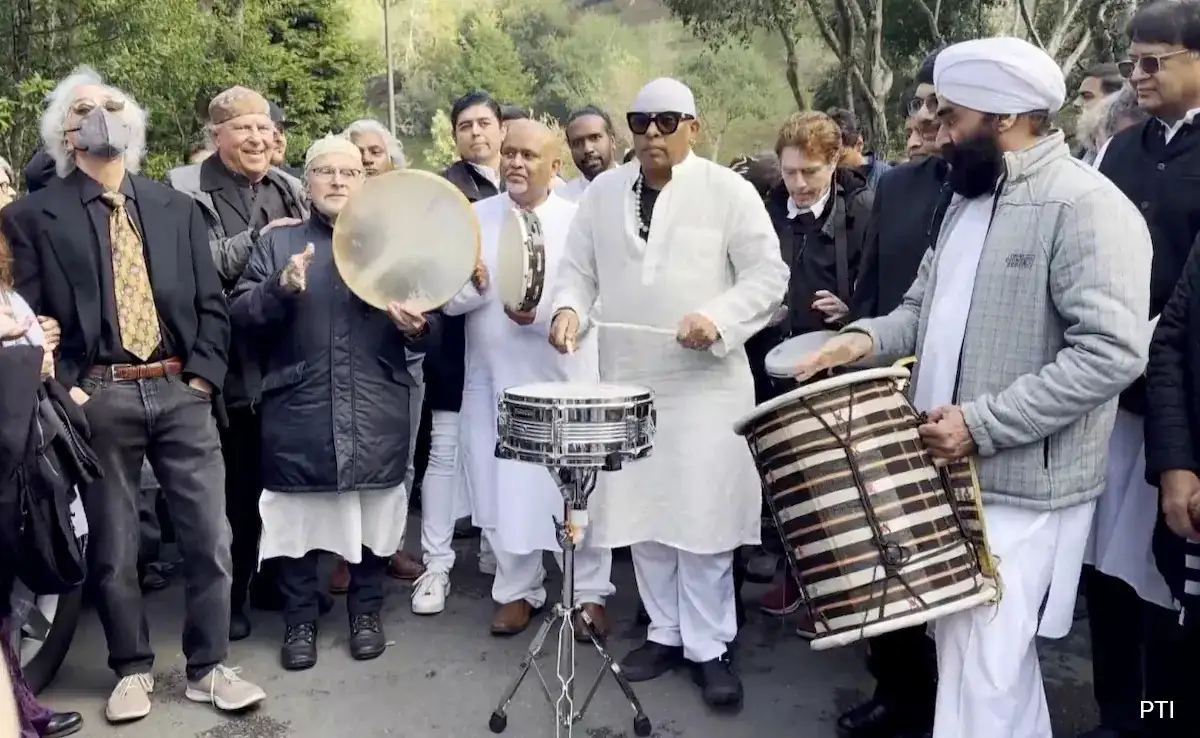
[{"x1": 445, "y1": 119, "x2": 612, "y2": 635}]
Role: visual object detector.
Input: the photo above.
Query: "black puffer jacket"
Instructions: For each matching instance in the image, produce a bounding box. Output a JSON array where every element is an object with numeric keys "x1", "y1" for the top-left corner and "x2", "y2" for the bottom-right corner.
[
  {"x1": 1145, "y1": 239, "x2": 1200, "y2": 616},
  {"x1": 229, "y1": 215, "x2": 440, "y2": 493}
]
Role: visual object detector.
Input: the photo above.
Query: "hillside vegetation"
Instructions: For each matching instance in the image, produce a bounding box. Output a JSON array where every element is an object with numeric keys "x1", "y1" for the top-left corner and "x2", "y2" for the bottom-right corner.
[{"x1": 343, "y1": 0, "x2": 832, "y2": 169}]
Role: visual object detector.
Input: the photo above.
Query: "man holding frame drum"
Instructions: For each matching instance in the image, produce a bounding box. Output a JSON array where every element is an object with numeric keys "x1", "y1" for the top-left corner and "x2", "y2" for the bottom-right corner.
[{"x1": 792, "y1": 38, "x2": 1151, "y2": 738}]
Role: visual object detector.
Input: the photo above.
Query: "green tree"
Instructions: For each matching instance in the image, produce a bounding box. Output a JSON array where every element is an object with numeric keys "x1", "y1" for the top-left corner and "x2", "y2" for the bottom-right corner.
[
  {"x1": 678, "y1": 47, "x2": 775, "y2": 161},
  {"x1": 424, "y1": 108, "x2": 458, "y2": 170},
  {"x1": 429, "y1": 10, "x2": 535, "y2": 106}
]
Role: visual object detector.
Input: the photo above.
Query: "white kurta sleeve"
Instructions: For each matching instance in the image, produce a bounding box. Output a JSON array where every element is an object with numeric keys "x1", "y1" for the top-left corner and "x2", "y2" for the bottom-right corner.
[
  {"x1": 696, "y1": 178, "x2": 789, "y2": 358},
  {"x1": 443, "y1": 280, "x2": 489, "y2": 316},
  {"x1": 550, "y1": 191, "x2": 600, "y2": 333}
]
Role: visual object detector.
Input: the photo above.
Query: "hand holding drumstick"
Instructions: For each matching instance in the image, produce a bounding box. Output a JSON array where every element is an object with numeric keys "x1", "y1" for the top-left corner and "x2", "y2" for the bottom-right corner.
[{"x1": 549, "y1": 309, "x2": 581, "y2": 354}]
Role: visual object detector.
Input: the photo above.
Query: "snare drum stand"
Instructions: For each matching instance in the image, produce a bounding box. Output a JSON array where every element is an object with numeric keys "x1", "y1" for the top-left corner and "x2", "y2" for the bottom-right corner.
[{"x1": 488, "y1": 465, "x2": 652, "y2": 738}]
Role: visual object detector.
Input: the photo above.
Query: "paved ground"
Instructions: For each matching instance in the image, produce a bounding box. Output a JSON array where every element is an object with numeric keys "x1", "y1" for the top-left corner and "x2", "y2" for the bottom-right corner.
[{"x1": 41, "y1": 523, "x2": 1099, "y2": 738}]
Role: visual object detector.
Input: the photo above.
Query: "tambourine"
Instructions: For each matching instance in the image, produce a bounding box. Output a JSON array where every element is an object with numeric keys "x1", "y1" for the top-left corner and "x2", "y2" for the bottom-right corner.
[{"x1": 496, "y1": 207, "x2": 546, "y2": 313}]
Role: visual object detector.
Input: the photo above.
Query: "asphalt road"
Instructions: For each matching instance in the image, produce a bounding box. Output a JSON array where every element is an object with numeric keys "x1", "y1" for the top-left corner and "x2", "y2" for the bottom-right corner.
[{"x1": 41, "y1": 525, "x2": 1099, "y2": 738}]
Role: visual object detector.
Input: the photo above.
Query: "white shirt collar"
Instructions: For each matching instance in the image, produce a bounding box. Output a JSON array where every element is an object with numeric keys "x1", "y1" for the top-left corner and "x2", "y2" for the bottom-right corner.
[
  {"x1": 1160, "y1": 107, "x2": 1200, "y2": 144},
  {"x1": 468, "y1": 161, "x2": 500, "y2": 188},
  {"x1": 787, "y1": 185, "x2": 832, "y2": 220}
]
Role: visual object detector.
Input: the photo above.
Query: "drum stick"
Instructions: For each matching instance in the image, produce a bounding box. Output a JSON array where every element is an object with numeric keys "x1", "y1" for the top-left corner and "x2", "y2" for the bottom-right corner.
[{"x1": 592, "y1": 320, "x2": 677, "y2": 336}]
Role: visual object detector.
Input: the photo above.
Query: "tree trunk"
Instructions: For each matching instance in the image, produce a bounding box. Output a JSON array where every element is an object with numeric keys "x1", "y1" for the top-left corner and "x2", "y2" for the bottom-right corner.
[{"x1": 775, "y1": 19, "x2": 806, "y2": 110}]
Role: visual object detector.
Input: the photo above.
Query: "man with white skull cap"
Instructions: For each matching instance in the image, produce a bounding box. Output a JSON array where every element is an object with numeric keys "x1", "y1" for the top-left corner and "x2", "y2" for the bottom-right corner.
[
  {"x1": 790, "y1": 37, "x2": 1152, "y2": 737},
  {"x1": 229, "y1": 135, "x2": 439, "y2": 672},
  {"x1": 548, "y1": 78, "x2": 789, "y2": 710}
]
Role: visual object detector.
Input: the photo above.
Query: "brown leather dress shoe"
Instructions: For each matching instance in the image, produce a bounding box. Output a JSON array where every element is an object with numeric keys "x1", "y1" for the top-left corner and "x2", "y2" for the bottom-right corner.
[
  {"x1": 491, "y1": 601, "x2": 534, "y2": 636},
  {"x1": 330, "y1": 559, "x2": 350, "y2": 594},
  {"x1": 573, "y1": 603, "x2": 608, "y2": 642},
  {"x1": 387, "y1": 551, "x2": 425, "y2": 581}
]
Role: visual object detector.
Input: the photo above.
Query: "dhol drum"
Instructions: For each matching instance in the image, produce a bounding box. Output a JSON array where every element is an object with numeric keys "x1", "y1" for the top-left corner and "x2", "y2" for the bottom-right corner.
[
  {"x1": 496, "y1": 382, "x2": 656, "y2": 470},
  {"x1": 496, "y1": 207, "x2": 546, "y2": 313},
  {"x1": 733, "y1": 366, "x2": 998, "y2": 651}
]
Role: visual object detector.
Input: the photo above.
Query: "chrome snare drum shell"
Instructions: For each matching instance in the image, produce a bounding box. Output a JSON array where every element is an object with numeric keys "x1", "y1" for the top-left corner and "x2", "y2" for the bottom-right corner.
[{"x1": 495, "y1": 383, "x2": 656, "y2": 470}]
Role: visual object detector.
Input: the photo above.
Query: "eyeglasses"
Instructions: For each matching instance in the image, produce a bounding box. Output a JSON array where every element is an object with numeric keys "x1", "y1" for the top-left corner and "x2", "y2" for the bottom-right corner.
[
  {"x1": 626, "y1": 111, "x2": 694, "y2": 136},
  {"x1": 908, "y1": 94, "x2": 938, "y2": 117},
  {"x1": 1118, "y1": 49, "x2": 1193, "y2": 78},
  {"x1": 309, "y1": 166, "x2": 364, "y2": 181},
  {"x1": 70, "y1": 99, "x2": 125, "y2": 117}
]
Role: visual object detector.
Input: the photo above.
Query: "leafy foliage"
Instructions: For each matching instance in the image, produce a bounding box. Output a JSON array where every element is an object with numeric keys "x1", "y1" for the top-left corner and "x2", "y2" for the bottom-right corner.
[{"x1": 0, "y1": 0, "x2": 376, "y2": 181}]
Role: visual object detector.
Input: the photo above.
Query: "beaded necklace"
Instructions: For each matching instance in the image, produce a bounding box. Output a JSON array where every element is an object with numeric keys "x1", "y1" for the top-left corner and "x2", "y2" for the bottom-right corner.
[{"x1": 633, "y1": 172, "x2": 651, "y2": 240}]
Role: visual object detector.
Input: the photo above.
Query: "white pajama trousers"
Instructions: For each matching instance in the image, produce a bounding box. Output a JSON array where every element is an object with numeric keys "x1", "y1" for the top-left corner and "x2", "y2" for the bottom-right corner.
[
  {"x1": 395, "y1": 377, "x2": 425, "y2": 552},
  {"x1": 491, "y1": 542, "x2": 615, "y2": 608},
  {"x1": 420, "y1": 410, "x2": 462, "y2": 573},
  {"x1": 631, "y1": 542, "x2": 736, "y2": 663},
  {"x1": 932, "y1": 503, "x2": 1094, "y2": 738}
]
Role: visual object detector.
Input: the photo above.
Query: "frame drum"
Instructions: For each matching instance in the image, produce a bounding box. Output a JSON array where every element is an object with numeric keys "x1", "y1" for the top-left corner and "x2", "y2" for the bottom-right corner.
[
  {"x1": 496, "y1": 207, "x2": 546, "y2": 313},
  {"x1": 764, "y1": 330, "x2": 839, "y2": 379},
  {"x1": 333, "y1": 169, "x2": 480, "y2": 312},
  {"x1": 733, "y1": 366, "x2": 998, "y2": 650}
]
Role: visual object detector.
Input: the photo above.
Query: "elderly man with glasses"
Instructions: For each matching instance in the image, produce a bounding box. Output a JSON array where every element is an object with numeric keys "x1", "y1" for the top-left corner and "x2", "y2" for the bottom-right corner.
[{"x1": 229, "y1": 135, "x2": 439, "y2": 672}]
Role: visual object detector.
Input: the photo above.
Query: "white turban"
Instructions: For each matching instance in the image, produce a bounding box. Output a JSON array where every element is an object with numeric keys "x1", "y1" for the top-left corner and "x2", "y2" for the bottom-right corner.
[
  {"x1": 305, "y1": 134, "x2": 362, "y2": 168},
  {"x1": 934, "y1": 37, "x2": 1066, "y2": 115},
  {"x1": 629, "y1": 78, "x2": 697, "y2": 117}
]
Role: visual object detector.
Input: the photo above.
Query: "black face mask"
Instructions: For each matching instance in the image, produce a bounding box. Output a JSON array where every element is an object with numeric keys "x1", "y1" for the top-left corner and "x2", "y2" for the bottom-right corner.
[{"x1": 943, "y1": 126, "x2": 1004, "y2": 199}]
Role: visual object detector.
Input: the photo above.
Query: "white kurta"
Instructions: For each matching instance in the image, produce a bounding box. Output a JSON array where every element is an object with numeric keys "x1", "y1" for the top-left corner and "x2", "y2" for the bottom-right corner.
[
  {"x1": 551, "y1": 154, "x2": 789, "y2": 554},
  {"x1": 557, "y1": 176, "x2": 590, "y2": 203},
  {"x1": 258, "y1": 483, "x2": 409, "y2": 564},
  {"x1": 914, "y1": 194, "x2": 1096, "y2": 738},
  {"x1": 445, "y1": 192, "x2": 601, "y2": 555}
]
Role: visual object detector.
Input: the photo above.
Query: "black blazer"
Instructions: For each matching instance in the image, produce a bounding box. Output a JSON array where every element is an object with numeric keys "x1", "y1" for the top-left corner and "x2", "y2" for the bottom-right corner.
[{"x1": 1, "y1": 171, "x2": 229, "y2": 392}]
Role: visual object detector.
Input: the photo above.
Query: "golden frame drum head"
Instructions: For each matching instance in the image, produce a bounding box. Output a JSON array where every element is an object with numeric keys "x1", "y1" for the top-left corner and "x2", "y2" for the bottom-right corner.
[{"x1": 333, "y1": 169, "x2": 480, "y2": 312}]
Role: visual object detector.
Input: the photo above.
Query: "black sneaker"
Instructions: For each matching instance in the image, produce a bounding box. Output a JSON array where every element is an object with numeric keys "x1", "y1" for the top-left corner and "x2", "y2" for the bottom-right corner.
[
  {"x1": 620, "y1": 641, "x2": 684, "y2": 682},
  {"x1": 690, "y1": 652, "x2": 743, "y2": 712},
  {"x1": 281, "y1": 622, "x2": 318, "y2": 671},
  {"x1": 229, "y1": 610, "x2": 251, "y2": 642},
  {"x1": 349, "y1": 613, "x2": 386, "y2": 661}
]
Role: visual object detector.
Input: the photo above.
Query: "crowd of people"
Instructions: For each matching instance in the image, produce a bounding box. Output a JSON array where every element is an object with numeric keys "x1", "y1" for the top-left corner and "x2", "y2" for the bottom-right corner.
[{"x1": 4, "y1": 1, "x2": 1200, "y2": 737}]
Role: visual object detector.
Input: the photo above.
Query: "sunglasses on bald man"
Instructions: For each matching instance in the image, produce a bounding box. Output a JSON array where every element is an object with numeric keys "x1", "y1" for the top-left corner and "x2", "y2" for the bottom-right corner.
[{"x1": 626, "y1": 111, "x2": 694, "y2": 136}]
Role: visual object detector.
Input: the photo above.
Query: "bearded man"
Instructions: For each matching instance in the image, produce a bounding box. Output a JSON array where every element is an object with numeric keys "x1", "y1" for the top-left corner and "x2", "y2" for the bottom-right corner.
[
  {"x1": 560, "y1": 106, "x2": 619, "y2": 202},
  {"x1": 793, "y1": 38, "x2": 1151, "y2": 738},
  {"x1": 344, "y1": 119, "x2": 407, "y2": 176},
  {"x1": 446, "y1": 119, "x2": 610, "y2": 633}
]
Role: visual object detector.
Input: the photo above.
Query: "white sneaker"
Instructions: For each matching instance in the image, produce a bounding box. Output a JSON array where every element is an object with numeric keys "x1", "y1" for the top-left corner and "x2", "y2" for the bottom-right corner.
[
  {"x1": 411, "y1": 570, "x2": 451, "y2": 615},
  {"x1": 185, "y1": 665, "x2": 266, "y2": 712},
  {"x1": 105, "y1": 673, "x2": 154, "y2": 723}
]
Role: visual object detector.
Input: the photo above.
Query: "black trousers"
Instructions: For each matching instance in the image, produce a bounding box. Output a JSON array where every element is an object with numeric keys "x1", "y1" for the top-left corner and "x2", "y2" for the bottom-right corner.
[
  {"x1": 865, "y1": 626, "x2": 937, "y2": 724},
  {"x1": 79, "y1": 376, "x2": 232, "y2": 681},
  {"x1": 277, "y1": 549, "x2": 386, "y2": 626},
  {"x1": 1084, "y1": 566, "x2": 1190, "y2": 736},
  {"x1": 220, "y1": 406, "x2": 279, "y2": 612}
]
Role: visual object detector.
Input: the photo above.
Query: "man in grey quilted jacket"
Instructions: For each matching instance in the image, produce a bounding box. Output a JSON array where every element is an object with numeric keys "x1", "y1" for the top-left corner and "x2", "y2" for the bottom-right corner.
[{"x1": 792, "y1": 38, "x2": 1151, "y2": 738}]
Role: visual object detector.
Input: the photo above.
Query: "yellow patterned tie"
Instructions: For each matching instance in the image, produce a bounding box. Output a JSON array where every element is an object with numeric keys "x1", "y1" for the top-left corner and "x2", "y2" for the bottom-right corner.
[{"x1": 102, "y1": 191, "x2": 162, "y2": 361}]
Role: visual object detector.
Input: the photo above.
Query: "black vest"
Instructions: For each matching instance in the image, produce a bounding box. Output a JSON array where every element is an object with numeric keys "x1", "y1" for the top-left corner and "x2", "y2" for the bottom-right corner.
[
  {"x1": 1099, "y1": 119, "x2": 1200, "y2": 414},
  {"x1": 1099, "y1": 119, "x2": 1200, "y2": 317}
]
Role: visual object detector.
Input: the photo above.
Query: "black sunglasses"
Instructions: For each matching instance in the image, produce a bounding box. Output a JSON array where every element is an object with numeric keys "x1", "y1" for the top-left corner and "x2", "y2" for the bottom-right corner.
[
  {"x1": 1118, "y1": 49, "x2": 1193, "y2": 78},
  {"x1": 626, "y1": 111, "x2": 694, "y2": 136}
]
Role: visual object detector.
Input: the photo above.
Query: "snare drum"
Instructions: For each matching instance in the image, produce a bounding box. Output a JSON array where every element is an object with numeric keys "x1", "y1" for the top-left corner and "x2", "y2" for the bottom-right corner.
[
  {"x1": 496, "y1": 382, "x2": 656, "y2": 470},
  {"x1": 496, "y1": 207, "x2": 546, "y2": 313},
  {"x1": 733, "y1": 366, "x2": 997, "y2": 651}
]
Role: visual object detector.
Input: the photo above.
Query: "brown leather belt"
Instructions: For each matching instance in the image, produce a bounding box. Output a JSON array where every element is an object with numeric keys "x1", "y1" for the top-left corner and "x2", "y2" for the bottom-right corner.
[{"x1": 89, "y1": 357, "x2": 184, "y2": 382}]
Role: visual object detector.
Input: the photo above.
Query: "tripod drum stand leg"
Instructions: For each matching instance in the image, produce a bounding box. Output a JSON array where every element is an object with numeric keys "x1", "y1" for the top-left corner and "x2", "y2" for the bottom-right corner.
[{"x1": 487, "y1": 467, "x2": 653, "y2": 737}]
